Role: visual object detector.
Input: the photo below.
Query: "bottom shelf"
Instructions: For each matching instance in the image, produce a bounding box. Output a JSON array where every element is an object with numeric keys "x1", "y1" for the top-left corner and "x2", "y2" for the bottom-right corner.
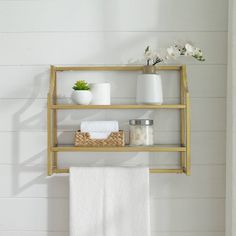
[
  {"x1": 53, "y1": 168, "x2": 184, "y2": 174},
  {"x1": 49, "y1": 144, "x2": 188, "y2": 175},
  {"x1": 51, "y1": 144, "x2": 186, "y2": 152}
]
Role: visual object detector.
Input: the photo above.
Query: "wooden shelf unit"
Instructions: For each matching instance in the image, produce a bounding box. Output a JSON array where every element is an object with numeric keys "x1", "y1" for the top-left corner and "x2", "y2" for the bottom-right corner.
[{"x1": 47, "y1": 65, "x2": 190, "y2": 176}]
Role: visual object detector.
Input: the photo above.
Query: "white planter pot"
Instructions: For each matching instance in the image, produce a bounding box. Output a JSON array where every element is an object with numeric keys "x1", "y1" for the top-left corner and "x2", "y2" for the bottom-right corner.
[
  {"x1": 71, "y1": 90, "x2": 92, "y2": 105},
  {"x1": 136, "y1": 73, "x2": 163, "y2": 104},
  {"x1": 90, "y1": 83, "x2": 111, "y2": 105}
]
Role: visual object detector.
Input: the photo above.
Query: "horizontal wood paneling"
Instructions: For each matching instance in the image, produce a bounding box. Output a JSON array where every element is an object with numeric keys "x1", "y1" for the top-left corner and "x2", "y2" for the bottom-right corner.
[
  {"x1": 0, "y1": 32, "x2": 226, "y2": 65},
  {"x1": 0, "y1": 165, "x2": 224, "y2": 198},
  {"x1": 0, "y1": 130, "x2": 225, "y2": 166},
  {"x1": 191, "y1": 131, "x2": 226, "y2": 164},
  {"x1": 150, "y1": 199, "x2": 225, "y2": 231},
  {"x1": 190, "y1": 98, "x2": 226, "y2": 131},
  {"x1": 0, "y1": 66, "x2": 49, "y2": 99},
  {"x1": 0, "y1": 0, "x2": 227, "y2": 32},
  {"x1": 151, "y1": 232, "x2": 224, "y2": 236},
  {"x1": 0, "y1": 132, "x2": 46, "y2": 165},
  {"x1": 0, "y1": 98, "x2": 225, "y2": 131},
  {"x1": 0, "y1": 166, "x2": 69, "y2": 198},
  {"x1": 150, "y1": 165, "x2": 225, "y2": 198},
  {"x1": 0, "y1": 65, "x2": 226, "y2": 99},
  {"x1": 0, "y1": 99, "x2": 47, "y2": 131},
  {"x1": 0, "y1": 231, "x2": 225, "y2": 236},
  {"x1": 0, "y1": 198, "x2": 224, "y2": 231},
  {"x1": 187, "y1": 65, "x2": 227, "y2": 98},
  {"x1": 0, "y1": 198, "x2": 69, "y2": 231},
  {"x1": 0, "y1": 232, "x2": 68, "y2": 236},
  {"x1": 57, "y1": 98, "x2": 225, "y2": 132},
  {"x1": 0, "y1": 0, "x2": 227, "y2": 234}
]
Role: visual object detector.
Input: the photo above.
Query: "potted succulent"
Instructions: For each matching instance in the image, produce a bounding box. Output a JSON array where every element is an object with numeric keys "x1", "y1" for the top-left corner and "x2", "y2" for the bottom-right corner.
[
  {"x1": 71, "y1": 80, "x2": 92, "y2": 105},
  {"x1": 136, "y1": 42, "x2": 205, "y2": 105}
]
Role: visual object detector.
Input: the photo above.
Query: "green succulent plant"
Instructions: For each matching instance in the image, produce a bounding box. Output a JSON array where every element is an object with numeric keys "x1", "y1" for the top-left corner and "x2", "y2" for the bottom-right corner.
[{"x1": 72, "y1": 80, "x2": 90, "y2": 90}]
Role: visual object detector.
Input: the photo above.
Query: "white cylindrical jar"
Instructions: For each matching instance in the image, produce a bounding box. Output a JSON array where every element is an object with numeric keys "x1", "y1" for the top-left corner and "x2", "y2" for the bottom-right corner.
[
  {"x1": 136, "y1": 66, "x2": 163, "y2": 104},
  {"x1": 129, "y1": 119, "x2": 154, "y2": 146},
  {"x1": 90, "y1": 83, "x2": 111, "y2": 105}
]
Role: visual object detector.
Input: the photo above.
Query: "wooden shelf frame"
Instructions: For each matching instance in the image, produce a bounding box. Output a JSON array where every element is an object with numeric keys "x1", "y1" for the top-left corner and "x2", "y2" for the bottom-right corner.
[{"x1": 47, "y1": 65, "x2": 190, "y2": 176}]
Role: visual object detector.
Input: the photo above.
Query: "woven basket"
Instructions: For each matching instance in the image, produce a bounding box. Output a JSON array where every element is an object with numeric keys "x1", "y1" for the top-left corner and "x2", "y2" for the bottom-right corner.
[{"x1": 75, "y1": 130, "x2": 125, "y2": 147}]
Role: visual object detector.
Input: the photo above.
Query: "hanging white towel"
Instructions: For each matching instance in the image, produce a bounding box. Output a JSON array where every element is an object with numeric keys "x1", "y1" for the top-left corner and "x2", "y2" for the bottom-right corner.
[{"x1": 70, "y1": 167, "x2": 150, "y2": 236}]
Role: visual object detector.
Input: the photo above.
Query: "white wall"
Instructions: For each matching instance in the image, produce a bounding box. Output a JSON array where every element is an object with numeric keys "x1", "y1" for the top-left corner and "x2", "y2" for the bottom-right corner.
[{"x1": 0, "y1": 0, "x2": 227, "y2": 235}]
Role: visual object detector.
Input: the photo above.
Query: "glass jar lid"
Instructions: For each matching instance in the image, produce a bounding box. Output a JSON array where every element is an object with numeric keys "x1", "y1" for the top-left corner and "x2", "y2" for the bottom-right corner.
[{"x1": 129, "y1": 119, "x2": 153, "y2": 126}]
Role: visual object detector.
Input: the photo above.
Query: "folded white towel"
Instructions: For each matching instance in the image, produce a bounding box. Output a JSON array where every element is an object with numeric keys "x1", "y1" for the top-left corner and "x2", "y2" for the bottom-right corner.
[
  {"x1": 70, "y1": 167, "x2": 150, "y2": 236},
  {"x1": 89, "y1": 131, "x2": 111, "y2": 139},
  {"x1": 81, "y1": 121, "x2": 119, "y2": 133}
]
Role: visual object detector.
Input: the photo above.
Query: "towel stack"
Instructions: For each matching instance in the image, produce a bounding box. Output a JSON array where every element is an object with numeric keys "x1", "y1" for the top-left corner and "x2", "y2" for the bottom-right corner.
[{"x1": 81, "y1": 121, "x2": 119, "y2": 139}]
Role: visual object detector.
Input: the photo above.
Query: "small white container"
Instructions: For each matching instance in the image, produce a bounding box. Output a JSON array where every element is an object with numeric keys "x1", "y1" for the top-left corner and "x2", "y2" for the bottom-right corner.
[
  {"x1": 71, "y1": 90, "x2": 92, "y2": 105},
  {"x1": 90, "y1": 83, "x2": 111, "y2": 105},
  {"x1": 129, "y1": 119, "x2": 154, "y2": 146}
]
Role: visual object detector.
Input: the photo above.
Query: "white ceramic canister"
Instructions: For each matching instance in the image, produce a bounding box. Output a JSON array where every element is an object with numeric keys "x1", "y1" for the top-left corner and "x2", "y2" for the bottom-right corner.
[
  {"x1": 90, "y1": 83, "x2": 111, "y2": 105},
  {"x1": 136, "y1": 66, "x2": 163, "y2": 105}
]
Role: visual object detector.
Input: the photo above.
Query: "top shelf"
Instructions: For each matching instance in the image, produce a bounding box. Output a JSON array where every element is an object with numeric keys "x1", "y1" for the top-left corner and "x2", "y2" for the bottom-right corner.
[
  {"x1": 49, "y1": 65, "x2": 188, "y2": 110},
  {"x1": 54, "y1": 65, "x2": 182, "y2": 72},
  {"x1": 50, "y1": 104, "x2": 186, "y2": 109}
]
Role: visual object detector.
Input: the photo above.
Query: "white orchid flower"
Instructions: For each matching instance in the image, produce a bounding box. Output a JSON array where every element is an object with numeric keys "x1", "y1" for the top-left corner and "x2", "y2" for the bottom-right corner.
[
  {"x1": 185, "y1": 43, "x2": 195, "y2": 56},
  {"x1": 142, "y1": 41, "x2": 205, "y2": 65},
  {"x1": 194, "y1": 48, "x2": 203, "y2": 57},
  {"x1": 167, "y1": 46, "x2": 181, "y2": 58},
  {"x1": 144, "y1": 50, "x2": 152, "y2": 58}
]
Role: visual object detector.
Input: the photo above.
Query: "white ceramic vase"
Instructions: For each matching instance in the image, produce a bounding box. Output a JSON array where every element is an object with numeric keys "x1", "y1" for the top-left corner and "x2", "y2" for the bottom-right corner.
[
  {"x1": 136, "y1": 66, "x2": 163, "y2": 105},
  {"x1": 90, "y1": 83, "x2": 111, "y2": 105},
  {"x1": 71, "y1": 90, "x2": 92, "y2": 105}
]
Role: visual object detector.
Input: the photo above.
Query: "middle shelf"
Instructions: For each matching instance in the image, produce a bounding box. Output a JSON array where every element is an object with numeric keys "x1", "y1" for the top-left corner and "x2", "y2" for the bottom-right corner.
[{"x1": 52, "y1": 145, "x2": 186, "y2": 152}]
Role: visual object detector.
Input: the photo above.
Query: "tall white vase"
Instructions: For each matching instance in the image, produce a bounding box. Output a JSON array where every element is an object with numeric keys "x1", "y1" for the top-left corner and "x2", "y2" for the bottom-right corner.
[{"x1": 136, "y1": 66, "x2": 163, "y2": 105}]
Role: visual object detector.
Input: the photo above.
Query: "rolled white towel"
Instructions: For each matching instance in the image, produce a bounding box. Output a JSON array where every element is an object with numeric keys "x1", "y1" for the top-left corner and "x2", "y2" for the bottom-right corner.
[{"x1": 80, "y1": 121, "x2": 119, "y2": 133}]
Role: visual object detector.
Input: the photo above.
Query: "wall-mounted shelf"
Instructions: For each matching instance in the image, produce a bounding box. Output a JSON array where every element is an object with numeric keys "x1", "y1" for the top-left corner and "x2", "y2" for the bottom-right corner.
[{"x1": 47, "y1": 65, "x2": 190, "y2": 176}]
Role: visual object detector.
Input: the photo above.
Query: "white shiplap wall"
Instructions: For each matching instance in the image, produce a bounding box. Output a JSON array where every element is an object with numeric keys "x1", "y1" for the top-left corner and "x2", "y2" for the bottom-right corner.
[{"x1": 0, "y1": 0, "x2": 227, "y2": 235}]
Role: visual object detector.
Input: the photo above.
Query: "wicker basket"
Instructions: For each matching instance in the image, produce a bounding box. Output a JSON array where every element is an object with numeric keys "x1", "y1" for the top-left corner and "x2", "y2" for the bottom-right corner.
[{"x1": 75, "y1": 130, "x2": 125, "y2": 147}]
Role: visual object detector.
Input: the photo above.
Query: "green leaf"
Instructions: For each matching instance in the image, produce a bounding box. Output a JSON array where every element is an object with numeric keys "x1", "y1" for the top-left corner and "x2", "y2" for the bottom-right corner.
[{"x1": 72, "y1": 80, "x2": 90, "y2": 90}]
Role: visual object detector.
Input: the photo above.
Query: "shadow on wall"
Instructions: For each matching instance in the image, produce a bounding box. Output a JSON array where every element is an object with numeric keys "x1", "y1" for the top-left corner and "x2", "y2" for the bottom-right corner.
[
  {"x1": 10, "y1": 69, "x2": 148, "y2": 234},
  {"x1": 11, "y1": 70, "x2": 47, "y2": 197}
]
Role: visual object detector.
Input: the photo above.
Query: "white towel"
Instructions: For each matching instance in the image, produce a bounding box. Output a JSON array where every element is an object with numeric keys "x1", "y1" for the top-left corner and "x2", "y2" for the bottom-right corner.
[
  {"x1": 80, "y1": 121, "x2": 119, "y2": 133},
  {"x1": 70, "y1": 167, "x2": 150, "y2": 236},
  {"x1": 89, "y1": 131, "x2": 111, "y2": 139}
]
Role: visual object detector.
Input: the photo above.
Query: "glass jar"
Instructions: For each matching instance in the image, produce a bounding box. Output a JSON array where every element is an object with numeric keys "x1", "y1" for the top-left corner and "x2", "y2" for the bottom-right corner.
[{"x1": 129, "y1": 119, "x2": 154, "y2": 146}]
